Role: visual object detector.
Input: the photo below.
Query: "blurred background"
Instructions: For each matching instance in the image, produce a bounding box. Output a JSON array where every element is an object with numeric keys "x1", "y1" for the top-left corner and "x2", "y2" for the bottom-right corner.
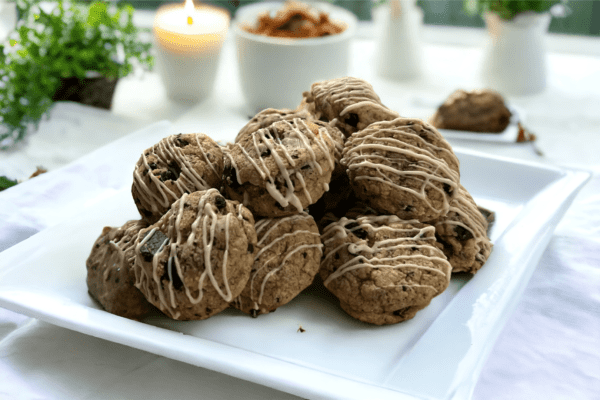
[{"x1": 127, "y1": 0, "x2": 600, "y2": 36}]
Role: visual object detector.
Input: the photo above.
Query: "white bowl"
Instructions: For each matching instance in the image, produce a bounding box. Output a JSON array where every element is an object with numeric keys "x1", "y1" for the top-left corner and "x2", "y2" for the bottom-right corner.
[{"x1": 233, "y1": 1, "x2": 357, "y2": 114}]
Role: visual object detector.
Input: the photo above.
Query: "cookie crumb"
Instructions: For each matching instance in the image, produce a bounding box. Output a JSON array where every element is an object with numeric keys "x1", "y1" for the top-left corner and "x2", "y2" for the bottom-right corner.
[{"x1": 297, "y1": 325, "x2": 306, "y2": 333}]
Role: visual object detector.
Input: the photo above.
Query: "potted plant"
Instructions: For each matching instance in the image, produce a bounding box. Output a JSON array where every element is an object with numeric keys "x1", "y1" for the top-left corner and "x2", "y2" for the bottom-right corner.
[
  {"x1": 0, "y1": 0, "x2": 153, "y2": 149},
  {"x1": 465, "y1": 0, "x2": 569, "y2": 95}
]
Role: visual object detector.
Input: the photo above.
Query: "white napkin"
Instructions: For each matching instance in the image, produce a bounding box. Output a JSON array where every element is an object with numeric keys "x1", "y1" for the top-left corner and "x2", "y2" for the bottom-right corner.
[{"x1": 0, "y1": 120, "x2": 175, "y2": 252}]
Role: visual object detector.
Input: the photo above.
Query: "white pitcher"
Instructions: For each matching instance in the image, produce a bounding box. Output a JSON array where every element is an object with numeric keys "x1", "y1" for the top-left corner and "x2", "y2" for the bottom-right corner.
[
  {"x1": 374, "y1": 0, "x2": 424, "y2": 81},
  {"x1": 481, "y1": 11, "x2": 552, "y2": 96}
]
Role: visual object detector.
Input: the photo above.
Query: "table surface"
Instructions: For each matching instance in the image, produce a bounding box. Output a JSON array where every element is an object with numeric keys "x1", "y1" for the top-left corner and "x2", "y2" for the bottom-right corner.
[{"x1": 1, "y1": 20, "x2": 600, "y2": 400}]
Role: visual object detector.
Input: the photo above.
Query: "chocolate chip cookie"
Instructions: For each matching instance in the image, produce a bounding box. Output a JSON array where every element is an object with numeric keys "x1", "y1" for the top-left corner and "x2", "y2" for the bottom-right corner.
[
  {"x1": 86, "y1": 219, "x2": 155, "y2": 320},
  {"x1": 132, "y1": 133, "x2": 224, "y2": 224},
  {"x1": 429, "y1": 185, "x2": 493, "y2": 274},
  {"x1": 431, "y1": 89, "x2": 512, "y2": 133},
  {"x1": 232, "y1": 212, "x2": 322, "y2": 317},
  {"x1": 300, "y1": 76, "x2": 399, "y2": 137},
  {"x1": 133, "y1": 189, "x2": 257, "y2": 320},
  {"x1": 222, "y1": 118, "x2": 338, "y2": 217},
  {"x1": 342, "y1": 117, "x2": 460, "y2": 221},
  {"x1": 320, "y1": 215, "x2": 451, "y2": 325}
]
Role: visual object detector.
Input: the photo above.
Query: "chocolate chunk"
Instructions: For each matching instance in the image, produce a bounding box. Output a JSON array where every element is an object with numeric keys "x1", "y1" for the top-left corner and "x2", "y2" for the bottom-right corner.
[
  {"x1": 139, "y1": 230, "x2": 168, "y2": 262},
  {"x1": 247, "y1": 243, "x2": 254, "y2": 253},
  {"x1": 404, "y1": 205, "x2": 413, "y2": 212},
  {"x1": 455, "y1": 225, "x2": 474, "y2": 241},
  {"x1": 344, "y1": 113, "x2": 359, "y2": 128},
  {"x1": 261, "y1": 148, "x2": 271, "y2": 157},
  {"x1": 301, "y1": 164, "x2": 311, "y2": 170},
  {"x1": 148, "y1": 162, "x2": 158, "y2": 170},
  {"x1": 160, "y1": 170, "x2": 177, "y2": 182},
  {"x1": 443, "y1": 183, "x2": 453, "y2": 194},
  {"x1": 215, "y1": 196, "x2": 226, "y2": 209}
]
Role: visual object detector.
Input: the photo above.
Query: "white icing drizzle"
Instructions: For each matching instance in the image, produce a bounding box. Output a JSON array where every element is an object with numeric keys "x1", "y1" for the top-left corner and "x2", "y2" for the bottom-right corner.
[
  {"x1": 132, "y1": 134, "x2": 219, "y2": 213},
  {"x1": 102, "y1": 221, "x2": 144, "y2": 282},
  {"x1": 309, "y1": 77, "x2": 398, "y2": 127},
  {"x1": 246, "y1": 213, "x2": 323, "y2": 309},
  {"x1": 342, "y1": 121, "x2": 460, "y2": 217},
  {"x1": 321, "y1": 216, "x2": 451, "y2": 291},
  {"x1": 134, "y1": 189, "x2": 239, "y2": 319},
  {"x1": 228, "y1": 119, "x2": 335, "y2": 212},
  {"x1": 436, "y1": 185, "x2": 492, "y2": 264}
]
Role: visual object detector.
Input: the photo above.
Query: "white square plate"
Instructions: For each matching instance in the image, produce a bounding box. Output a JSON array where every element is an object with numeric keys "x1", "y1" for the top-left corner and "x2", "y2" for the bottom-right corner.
[{"x1": 0, "y1": 147, "x2": 589, "y2": 400}]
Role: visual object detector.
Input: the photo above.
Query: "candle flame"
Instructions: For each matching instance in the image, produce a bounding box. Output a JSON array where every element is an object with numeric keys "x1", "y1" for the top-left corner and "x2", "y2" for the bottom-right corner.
[{"x1": 185, "y1": 0, "x2": 194, "y2": 25}]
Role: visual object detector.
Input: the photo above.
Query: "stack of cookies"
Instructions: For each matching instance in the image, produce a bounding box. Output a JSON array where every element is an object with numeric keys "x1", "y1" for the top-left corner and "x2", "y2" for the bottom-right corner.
[{"x1": 86, "y1": 77, "x2": 493, "y2": 325}]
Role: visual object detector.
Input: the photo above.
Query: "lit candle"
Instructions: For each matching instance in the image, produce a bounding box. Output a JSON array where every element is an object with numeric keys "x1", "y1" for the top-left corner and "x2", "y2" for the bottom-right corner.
[{"x1": 153, "y1": 0, "x2": 230, "y2": 102}]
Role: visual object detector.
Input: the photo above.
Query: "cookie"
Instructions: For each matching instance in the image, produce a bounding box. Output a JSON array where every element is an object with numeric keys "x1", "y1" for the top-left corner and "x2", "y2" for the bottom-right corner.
[
  {"x1": 132, "y1": 133, "x2": 224, "y2": 224},
  {"x1": 223, "y1": 118, "x2": 338, "y2": 217},
  {"x1": 300, "y1": 76, "x2": 399, "y2": 137},
  {"x1": 86, "y1": 220, "x2": 155, "y2": 320},
  {"x1": 431, "y1": 89, "x2": 512, "y2": 133},
  {"x1": 320, "y1": 215, "x2": 451, "y2": 325},
  {"x1": 133, "y1": 189, "x2": 257, "y2": 320},
  {"x1": 429, "y1": 185, "x2": 493, "y2": 274},
  {"x1": 342, "y1": 117, "x2": 460, "y2": 221},
  {"x1": 236, "y1": 108, "x2": 313, "y2": 142},
  {"x1": 232, "y1": 212, "x2": 322, "y2": 317}
]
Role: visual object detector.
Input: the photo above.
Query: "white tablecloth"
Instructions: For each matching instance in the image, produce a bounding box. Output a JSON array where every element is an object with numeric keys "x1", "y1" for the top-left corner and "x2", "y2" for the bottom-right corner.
[{"x1": 1, "y1": 24, "x2": 599, "y2": 399}]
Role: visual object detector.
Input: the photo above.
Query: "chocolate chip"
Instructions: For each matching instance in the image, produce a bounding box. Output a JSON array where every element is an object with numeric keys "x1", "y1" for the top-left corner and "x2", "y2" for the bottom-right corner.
[
  {"x1": 215, "y1": 196, "x2": 226, "y2": 209},
  {"x1": 404, "y1": 205, "x2": 413, "y2": 212},
  {"x1": 264, "y1": 133, "x2": 271, "y2": 139},
  {"x1": 411, "y1": 246, "x2": 418, "y2": 251},
  {"x1": 139, "y1": 230, "x2": 168, "y2": 262},
  {"x1": 160, "y1": 170, "x2": 176, "y2": 182},
  {"x1": 334, "y1": 252, "x2": 340, "y2": 260},
  {"x1": 115, "y1": 277, "x2": 120, "y2": 284},
  {"x1": 261, "y1": 148, "x2": 271, "y2": 157},
  {"x1": 226, "y1": 166, "x2": 240, "y2": 189},
  {"x1": 443, "y1": 183, "x2": 453, "y2": 194},
  {"x1": 344, "y1": 113, "x2": 359, "y2": 128},
  {"x1": 393, "y1": 307, "x2": 410, "y2": 317},
  {"x1": 160, "y1": 258, "x2": 183, "y2": 290},
  {"x1": 205, "y1": 307, "x2": 212, "y2": 314},
  {"x1": 302, "y1": 252, "x2": 307, "y2": 258},
  {"x1": 175, "y1": 134, "x2": 189, "y2": 147},
  {"x1": 247, "y1": 243, "x2": 254, "y2": 253},
  {"x1": 402, "y1": 285, "x2": 408, "y2": 291},
  {"x1": 455, "y1": 225, "x2": 474, "y2": 241},
  {"x1": 148, "y1": 162, "x2": 158, "y2": 170},
  {"x1": 301, "y1": 164, "x2": 311, "y2": 170},
  {"x1": 345, "y1": 222, "x2": 359, "y2": 230}
]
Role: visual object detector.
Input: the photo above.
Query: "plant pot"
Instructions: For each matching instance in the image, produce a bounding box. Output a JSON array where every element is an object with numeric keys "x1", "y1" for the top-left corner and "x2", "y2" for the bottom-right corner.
[
  {"x1": 373, "y1": 0, "x2": 424, "y2": 81},
  {"x1": 481, "y1": 11, "x2": 551, "y2": 96},
  {"x1": 52, "y1": 75, "x2": 119, "y2": 110}
]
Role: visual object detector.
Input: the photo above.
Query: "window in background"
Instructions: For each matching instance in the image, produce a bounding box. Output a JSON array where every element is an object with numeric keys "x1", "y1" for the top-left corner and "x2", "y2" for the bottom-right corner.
[{"x1": 125, "y1": 0, "x2": 599, "y2": 36}]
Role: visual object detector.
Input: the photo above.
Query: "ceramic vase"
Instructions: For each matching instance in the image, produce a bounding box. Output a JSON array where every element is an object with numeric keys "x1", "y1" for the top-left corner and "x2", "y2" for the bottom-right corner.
[{"x1": 481, "y1": 11, "x2": 552, "y2": 95}]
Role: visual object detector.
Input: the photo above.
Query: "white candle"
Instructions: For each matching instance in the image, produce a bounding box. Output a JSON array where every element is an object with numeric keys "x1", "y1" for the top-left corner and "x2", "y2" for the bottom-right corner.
[{"x1": 153, "y1": 0, "x2": 230, "y2": 101}]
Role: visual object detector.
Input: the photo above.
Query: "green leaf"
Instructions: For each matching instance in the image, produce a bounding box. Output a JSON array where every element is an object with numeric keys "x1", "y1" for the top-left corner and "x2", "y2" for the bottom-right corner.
[
  {"x1": 87, "y1": 1, "x2": 107, "y2": 27},
  {"x1": 0, "y1": 176, "x2": 18, "y2": 191}
]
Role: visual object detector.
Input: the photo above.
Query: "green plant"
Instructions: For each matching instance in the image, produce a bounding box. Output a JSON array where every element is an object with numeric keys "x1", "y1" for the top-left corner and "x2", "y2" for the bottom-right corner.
[
  {"x1": 464, "y1": 0, "x2": 563, "y2": 20},
  {"x1": 0, "y1": 0, "x2": 153, "y2": 149}
]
